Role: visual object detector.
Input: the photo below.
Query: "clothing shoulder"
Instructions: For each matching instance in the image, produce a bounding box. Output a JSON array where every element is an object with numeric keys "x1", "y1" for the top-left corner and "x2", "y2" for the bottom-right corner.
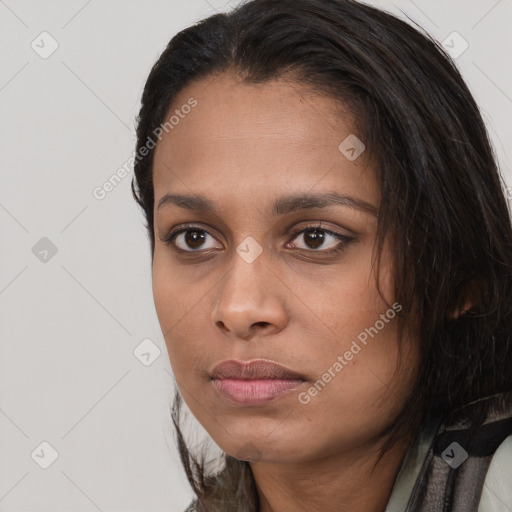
[
  {"x1": 400, "y1": 390, "x2": 512, "y2": 511},
  {"x1": 479, "y1": 434, "x2": 512, "y2": 511}
]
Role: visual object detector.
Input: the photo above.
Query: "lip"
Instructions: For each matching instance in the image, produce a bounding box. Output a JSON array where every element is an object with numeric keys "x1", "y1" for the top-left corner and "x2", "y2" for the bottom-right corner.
[{"x1": 210, "y1": 359, "x2": 307, "y2": 406}]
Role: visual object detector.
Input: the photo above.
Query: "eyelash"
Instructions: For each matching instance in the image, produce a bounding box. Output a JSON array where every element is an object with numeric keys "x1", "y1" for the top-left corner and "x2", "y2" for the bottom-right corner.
[{"x1": 161, "y1": 223, "x2": 354, "y2": 256}]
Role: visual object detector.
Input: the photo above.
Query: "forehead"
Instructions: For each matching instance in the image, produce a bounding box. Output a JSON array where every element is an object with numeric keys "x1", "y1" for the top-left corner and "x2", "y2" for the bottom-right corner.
[{"x1": 152, "y1": 71, "x2": 378, "y2": 208}]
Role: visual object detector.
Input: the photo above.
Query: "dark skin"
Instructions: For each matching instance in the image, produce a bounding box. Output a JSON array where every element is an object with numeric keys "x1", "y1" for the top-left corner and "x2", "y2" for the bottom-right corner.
[{"x1": 151, "y1": 71, "x2": 421, "y2": 511}]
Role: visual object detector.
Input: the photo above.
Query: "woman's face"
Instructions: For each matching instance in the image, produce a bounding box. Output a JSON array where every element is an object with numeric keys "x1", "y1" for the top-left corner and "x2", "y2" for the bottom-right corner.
[{"x1": 152, "y1": 71, "x2": 420, "y2": 463}]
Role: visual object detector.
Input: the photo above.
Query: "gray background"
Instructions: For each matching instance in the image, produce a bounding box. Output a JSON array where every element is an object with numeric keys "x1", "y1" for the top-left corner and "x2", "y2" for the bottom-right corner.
[{"x1": 0, "y1": 0, "x2": 510, "y2": 511}]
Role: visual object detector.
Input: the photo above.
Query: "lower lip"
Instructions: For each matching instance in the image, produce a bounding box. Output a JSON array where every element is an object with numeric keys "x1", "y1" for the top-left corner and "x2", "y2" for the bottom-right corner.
[{"x1": 212, "y1": 378, "x2": 305, "y2": 406}]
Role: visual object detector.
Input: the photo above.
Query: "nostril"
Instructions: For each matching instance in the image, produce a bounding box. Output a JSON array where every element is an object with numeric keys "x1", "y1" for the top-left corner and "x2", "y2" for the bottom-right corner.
[{"x1": 215, "y1": 320, "x2": 228, "y2": 331}]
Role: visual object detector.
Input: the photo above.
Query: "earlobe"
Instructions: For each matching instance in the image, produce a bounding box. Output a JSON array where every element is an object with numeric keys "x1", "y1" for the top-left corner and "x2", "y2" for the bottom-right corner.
[
  {"x1": 449, "y1": 277, "x2": 483, "y2": 319},
  {"x1": 450, "y1": 301, "x2": 472, "y2": 319}
]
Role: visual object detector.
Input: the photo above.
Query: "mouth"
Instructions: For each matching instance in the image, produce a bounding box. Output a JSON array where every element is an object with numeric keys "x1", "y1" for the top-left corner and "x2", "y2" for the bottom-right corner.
[{"x1": 210, "y1": 358, "x2": 307, "y2": 406}]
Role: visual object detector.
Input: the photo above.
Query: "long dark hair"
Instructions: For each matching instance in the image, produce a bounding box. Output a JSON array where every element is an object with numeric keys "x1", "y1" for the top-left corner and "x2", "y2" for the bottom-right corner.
[{"x1": 131, "y1": 0, "x2": 512, "y2": 509}]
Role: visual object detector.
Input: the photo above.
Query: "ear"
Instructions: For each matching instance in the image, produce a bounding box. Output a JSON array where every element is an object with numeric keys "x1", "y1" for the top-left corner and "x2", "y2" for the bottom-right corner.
[
  {"x1": 450, "y1": 300, "x2": 472, "y2": 319},
  {"x1": 448, "y1": 278, "x2": 481, "y2": 319}
]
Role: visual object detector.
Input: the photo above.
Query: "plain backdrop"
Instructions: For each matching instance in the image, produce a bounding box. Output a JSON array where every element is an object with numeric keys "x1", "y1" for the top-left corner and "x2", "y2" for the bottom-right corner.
[{"x1": 0, "y1": 0, "x2": 511, "y2": 511}]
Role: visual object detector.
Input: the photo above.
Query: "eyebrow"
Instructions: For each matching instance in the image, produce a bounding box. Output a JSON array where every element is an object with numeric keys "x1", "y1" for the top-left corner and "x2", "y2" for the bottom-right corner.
[{"x1": 156, "y1": 192, "x2": 378, "y2": 217}]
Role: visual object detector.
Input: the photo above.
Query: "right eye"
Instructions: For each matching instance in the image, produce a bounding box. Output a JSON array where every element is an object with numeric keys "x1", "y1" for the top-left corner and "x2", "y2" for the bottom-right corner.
[{"x1": 162, "y1": 225, "x2": 223, "y2": 252}]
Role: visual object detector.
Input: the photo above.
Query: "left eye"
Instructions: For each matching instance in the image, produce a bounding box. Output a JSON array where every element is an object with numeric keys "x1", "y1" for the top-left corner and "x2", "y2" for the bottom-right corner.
[
  {"x1": 169, "y1": 228, "x2": 222, "y2": 251},
  {"x1": 288, "y1": 227, "x2": 350, "y2": 252}
]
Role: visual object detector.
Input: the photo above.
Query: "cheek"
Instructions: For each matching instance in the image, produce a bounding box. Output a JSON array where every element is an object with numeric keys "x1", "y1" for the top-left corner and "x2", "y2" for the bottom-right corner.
[
  {"x1": 302, "y1": 253, "x2": 391, "y2": 339},
  {"x1": 152, "y1": 248, "x2": 198, "y2": 327},
  {"x1": 152, "y1": 253, "x2": 175, "y2": 329},
  {"x1": 152, "y1": 254, "x2": 213, "y2": 379},
  {"x1": 295, "y1": 318, "x2": 418, "y2": 452},
  {"x1": 296, "y1": 252, "x2": 410, "y2": 402},
  {"x1": 152, "y1": 255, "x2": 187, "y2": 358}
]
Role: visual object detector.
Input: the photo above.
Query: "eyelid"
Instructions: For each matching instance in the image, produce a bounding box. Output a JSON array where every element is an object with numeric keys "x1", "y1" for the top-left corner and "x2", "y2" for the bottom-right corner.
[
  {"x1": 160, "y1": 223, "x2": 223, "y2": 249},
  {"x1": 282, "y1": 217, "x2": 358, "y2": 238},
  {"x1": 286, "y1": 223, "x2": 355, "y2": 252}
]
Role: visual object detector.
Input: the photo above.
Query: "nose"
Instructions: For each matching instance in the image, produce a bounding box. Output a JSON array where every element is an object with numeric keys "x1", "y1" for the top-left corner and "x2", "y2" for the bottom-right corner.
[{"x1": 211, "y1": 251, "x2": 288, "y2": 341}]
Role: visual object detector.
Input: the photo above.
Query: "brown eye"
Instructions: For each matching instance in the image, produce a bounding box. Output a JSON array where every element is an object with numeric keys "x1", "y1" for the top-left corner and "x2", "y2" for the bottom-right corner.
[
  {"x1": 290, "y1": 226, "x2": 350, "y2": 252},
  {"x1": 163, "y1": 227, "x2": 223, "y2": 252},
  {"x1": 302, "y1": 228, "x2": 325, "y2": 249},
  {"x1": 184, "y1": 230, "x2": 207, "y2": 249}
]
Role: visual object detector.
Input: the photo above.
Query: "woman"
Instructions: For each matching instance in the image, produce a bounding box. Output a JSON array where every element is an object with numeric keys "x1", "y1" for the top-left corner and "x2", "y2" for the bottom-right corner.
[{"x1": 131, "y1": 0, "x2": 512, "y2": 510}]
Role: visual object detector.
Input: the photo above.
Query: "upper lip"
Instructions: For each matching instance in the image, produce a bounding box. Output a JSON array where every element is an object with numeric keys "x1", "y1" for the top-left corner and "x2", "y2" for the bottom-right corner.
[{"x1": 211, "y1": 359, "x2": 306, "y2": 381}]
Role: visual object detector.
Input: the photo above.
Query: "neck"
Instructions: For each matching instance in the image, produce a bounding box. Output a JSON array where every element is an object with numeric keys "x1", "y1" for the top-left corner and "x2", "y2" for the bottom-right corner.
[{"x1": 252, "y1": 431, "x2": 415, "y2": 512}]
